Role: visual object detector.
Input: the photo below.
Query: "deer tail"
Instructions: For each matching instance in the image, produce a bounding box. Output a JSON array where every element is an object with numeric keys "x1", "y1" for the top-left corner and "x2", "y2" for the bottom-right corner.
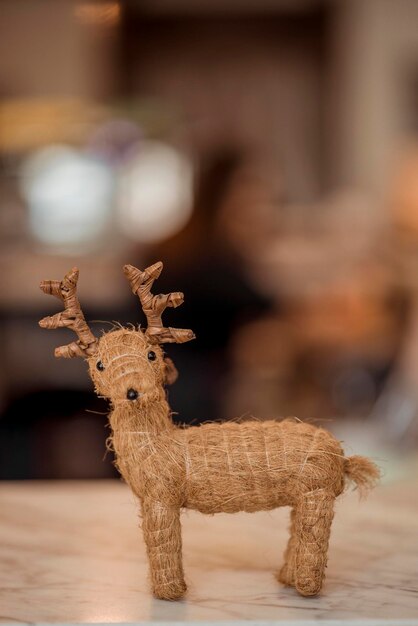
[{"x1": 344, "y1": 455, "x2": 380, "y2": 498}]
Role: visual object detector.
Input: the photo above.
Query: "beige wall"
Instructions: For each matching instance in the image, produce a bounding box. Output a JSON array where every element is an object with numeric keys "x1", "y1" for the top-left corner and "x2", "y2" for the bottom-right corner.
[
  {"x1": 330, "y1": 0, "x2": 418, "y2": 200},
  {"x1": 0, "y1": 0, "x2": 118, "y2": 98}
]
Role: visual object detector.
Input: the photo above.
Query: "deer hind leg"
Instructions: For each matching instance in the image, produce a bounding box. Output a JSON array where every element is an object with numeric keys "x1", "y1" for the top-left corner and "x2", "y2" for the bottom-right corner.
[
  {"x1": 277, "y1": 507, "x2": 298, "y2": 587},
  {"x1": 294, "y1": 489, "x2": 335, "y2": 597},
  {"x1": 141, "y1": 499, "x2": 186, "y2": 600}
]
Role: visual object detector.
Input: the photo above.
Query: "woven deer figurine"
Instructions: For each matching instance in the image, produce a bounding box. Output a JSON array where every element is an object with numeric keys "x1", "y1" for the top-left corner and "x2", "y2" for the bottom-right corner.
[{"x1": 39, "y1": 262, "x2": 379, "y2": 601}]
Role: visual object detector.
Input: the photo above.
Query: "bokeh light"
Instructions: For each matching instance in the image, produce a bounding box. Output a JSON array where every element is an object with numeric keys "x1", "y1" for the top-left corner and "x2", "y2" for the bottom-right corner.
[
  {"x1": 21, "y1": 145, "x2": 114, "y2": 251},
  {"x1": 117, "y1": 140, "x2": 193, "y2": 243}
]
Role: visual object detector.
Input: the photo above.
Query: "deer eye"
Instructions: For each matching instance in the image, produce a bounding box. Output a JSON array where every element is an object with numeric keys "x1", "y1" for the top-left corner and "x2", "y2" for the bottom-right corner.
[
  {"x1": 147, "y1": 351, "x2": 156, "y2": 361},
  {"x1": 96, "y1": 360, "x2": 105, "y2": 371}
]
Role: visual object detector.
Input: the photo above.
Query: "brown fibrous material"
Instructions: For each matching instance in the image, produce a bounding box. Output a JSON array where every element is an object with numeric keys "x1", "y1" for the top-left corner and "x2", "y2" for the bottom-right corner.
[
  {"x1": 39, "y1": 262, "x2": 380, "y2": 601},
  {"x1": 39, "y1": 267, "x2": 98, "y2": 358}
]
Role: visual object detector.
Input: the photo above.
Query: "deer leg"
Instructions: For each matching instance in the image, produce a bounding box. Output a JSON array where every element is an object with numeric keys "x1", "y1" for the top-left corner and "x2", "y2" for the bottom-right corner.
[
  {"x1": 277, "y1": 507, "x2": 297, "y2": 587},
  {"x1": 294, "y1": 489, "x2": 335, "y2": 597},
  {"x1": 141, "y1": 499, "x2": 186, "y2": 600}
]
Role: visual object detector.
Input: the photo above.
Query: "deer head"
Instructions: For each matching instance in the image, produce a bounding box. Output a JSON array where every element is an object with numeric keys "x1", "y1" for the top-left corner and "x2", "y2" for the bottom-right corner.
[{"x1": 39, "y1": 262, "x2": 195, "y2": 406}]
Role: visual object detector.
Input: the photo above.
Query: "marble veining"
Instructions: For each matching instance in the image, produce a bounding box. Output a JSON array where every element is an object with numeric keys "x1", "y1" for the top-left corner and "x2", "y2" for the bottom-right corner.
[{"x1": 0, "y1": 472, "x2": 417, "y2": 623}]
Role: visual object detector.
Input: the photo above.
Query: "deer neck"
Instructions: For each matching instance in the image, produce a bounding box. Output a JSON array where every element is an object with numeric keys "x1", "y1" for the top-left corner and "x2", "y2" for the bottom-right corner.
[{"x1": 108, "y1": 390, "x2": 174, "y2": 495}]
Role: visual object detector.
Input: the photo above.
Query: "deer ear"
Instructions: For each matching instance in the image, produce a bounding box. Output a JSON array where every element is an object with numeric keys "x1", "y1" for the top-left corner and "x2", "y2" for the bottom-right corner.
[{"x1": 164, "y1": 356, "x2": 178, "y2": 385}]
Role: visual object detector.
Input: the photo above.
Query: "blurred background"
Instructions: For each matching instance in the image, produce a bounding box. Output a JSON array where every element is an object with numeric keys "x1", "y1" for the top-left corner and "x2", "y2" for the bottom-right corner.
[{"x1": 1, "y1": 0, "x2": 418, "y2": 479}]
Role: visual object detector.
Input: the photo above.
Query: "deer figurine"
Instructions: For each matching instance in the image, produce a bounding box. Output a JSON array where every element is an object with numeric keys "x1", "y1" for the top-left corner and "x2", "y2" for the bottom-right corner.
[{"x1": 39, "y1": 262, "x2": 379, "y2": 601}]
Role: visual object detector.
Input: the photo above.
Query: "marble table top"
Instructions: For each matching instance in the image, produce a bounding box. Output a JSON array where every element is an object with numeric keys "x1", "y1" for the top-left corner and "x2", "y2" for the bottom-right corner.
[{"x1": 0, "y1": 470, "x2": 417, "y2": 624}]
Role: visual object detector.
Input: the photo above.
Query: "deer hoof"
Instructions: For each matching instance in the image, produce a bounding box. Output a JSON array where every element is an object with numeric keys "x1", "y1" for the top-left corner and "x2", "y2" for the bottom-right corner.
[
  {"x1": 152, "y1": 579, "x2": 187, "y2": 601},
  {"x1": 276, "y1": 563, "x2": 295, "y2": 587}
]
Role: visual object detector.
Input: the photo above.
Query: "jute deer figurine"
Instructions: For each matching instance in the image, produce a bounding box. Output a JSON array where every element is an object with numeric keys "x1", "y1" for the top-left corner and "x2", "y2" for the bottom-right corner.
[{"x1": 39, "y1": 262, "x2": 379, "y2": 600}]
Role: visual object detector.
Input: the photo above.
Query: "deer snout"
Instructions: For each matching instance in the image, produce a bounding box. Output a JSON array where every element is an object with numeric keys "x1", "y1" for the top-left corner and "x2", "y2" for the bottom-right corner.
[{"x1": 126, "y1": 388, "x2": 140, "y2": 401}]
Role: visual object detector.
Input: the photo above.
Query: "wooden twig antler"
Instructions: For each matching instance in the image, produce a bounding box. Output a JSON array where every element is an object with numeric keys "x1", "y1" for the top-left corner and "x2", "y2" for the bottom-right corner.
[
  {"x1": 123, "y1": 261, "x2": 195, "y2": 344},
  {"x1": 39, "y1": 267, "x2": 98, "y2": 358}
]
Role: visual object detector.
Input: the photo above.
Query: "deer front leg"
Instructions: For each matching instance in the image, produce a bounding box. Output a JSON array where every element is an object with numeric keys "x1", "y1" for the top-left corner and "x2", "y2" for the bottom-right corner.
[
  {"x1": 141, "y1": 499, "x2": 186, "y2": 600},
  {"x1": 294, "y1": 489, "x2": 335, "y2": 597}
]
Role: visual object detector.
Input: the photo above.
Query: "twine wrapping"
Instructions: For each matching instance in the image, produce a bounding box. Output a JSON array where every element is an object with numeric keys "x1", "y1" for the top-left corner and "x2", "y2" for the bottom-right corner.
[
  {"x1": 39, "y1": 263, "x2": 380, "y2": 601},
  {"x1": 39, "y1": 267, "x2": 98, "y2": 358}
]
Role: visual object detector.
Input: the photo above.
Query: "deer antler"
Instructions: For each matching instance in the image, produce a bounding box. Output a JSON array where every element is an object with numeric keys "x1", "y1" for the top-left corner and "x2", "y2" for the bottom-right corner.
[
  {"x1": 39, "y1": 267, "x2": 98, "y2": 358},
  {"x1": 123, "y1": 261, "x2": 195, "y2": 344}
]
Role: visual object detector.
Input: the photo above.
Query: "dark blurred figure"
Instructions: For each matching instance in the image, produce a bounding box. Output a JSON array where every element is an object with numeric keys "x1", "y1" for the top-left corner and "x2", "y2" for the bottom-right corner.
[{"x1": 140, "y1": 147, "x2": 273, "y2": 424}]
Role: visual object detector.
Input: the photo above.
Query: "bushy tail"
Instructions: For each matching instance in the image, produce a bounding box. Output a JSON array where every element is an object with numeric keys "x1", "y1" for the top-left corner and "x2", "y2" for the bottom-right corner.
[{"x1": 344, "y1": 455, "x2": 380, "y2": 498}]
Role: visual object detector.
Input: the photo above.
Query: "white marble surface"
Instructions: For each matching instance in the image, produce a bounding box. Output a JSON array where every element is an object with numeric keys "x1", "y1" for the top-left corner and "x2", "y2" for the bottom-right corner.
[{"x1": 0, "y1": 472, "x2": 417, "y2": 624}]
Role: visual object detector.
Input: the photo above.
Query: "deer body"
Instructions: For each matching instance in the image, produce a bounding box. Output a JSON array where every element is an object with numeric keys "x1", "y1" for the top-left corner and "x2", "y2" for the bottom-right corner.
[
  {"x1": 149, "y1": 419, "x2": 344, "y2": 515},
  {"x1": 112, "y1": 403, "x2": 346, "y2": 514},
  {"x1": 40, "y1": 262, "x2": 379, "y2": 602}
]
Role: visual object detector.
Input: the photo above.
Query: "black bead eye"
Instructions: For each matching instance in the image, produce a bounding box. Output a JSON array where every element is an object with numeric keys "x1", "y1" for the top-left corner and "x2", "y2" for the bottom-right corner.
[
  {"x1": 127, "y1": 388, "x2": 139, "y2": 401},
  {"x1": 96, "y1": 360, "x2": 105, "y2": 371},
  {"x1": 147, "y1": 351, "x2": 156, "y2": 361}
]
